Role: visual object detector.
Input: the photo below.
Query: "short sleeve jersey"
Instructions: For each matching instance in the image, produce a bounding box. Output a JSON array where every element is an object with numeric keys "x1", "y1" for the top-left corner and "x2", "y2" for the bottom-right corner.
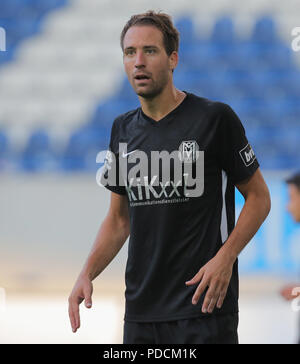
[{"x1": 100, "y1": 91, "x2": 259, "y2": 322}]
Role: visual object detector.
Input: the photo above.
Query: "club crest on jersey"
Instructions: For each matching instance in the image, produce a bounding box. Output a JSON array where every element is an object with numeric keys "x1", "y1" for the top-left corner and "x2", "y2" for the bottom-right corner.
[
  {"x1": 178, "y1": 140, "x2": 199, "y2": 163},
  {"x1": 239, "y1": 144, "x2": 256, "y2": 167}
]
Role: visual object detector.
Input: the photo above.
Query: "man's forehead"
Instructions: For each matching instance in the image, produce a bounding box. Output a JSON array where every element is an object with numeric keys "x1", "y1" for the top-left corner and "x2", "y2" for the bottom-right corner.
[{"x1": 123, "y1": 25, "x2": 164, "y2": 48}]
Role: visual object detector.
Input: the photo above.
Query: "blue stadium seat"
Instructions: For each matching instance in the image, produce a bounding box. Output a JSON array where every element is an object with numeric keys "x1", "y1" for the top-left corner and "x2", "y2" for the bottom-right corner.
[
  {"x1": 31, "y1": 0, "x2": 68, "y2": 13},
  {"x1": 251, "y1": 16, "x2": 279, "y2": 44},
  {"x1": 90, "y1": 98, "x2": 139, "y2": 127},
  {"x1": 227, "y1": 42, "x2": 291, "y2": 72},
  {"x1": 0, "y1": 0, "x2": 27, "y2": 18},
  {"x1": 0, "y1": 0, "x2": 69, "y2": 17},
  {"x1": 26, "y1": 130, "x2": 50, "y2": 152},
  {"x1": 174, "y1": 70, "x2": 202, "y2": 90},
  {"x1": 226, "y1": 42, "x2": 260, "y2": 71},
  {"x1": 280, "y1": 70, "x2": 300, "y2": 98},
  {"x1": 20, "y1": 129, "x2": 58, "y2": 172},
  {"x1": 11, "y1": 19, "x2": 42, "y2": 43},
  {"x1": 237, "y1": 71, "x2": 274, "y2": 98},
  {"x1": 60, "y1": 126, "x2": 109, "y2": 171},
  {"x1": 179, "y1": 43, "x2": 227, "y2": 70},
  {"x1": 175, "y1": 16, "x2": 199, "y2": 48},
  {"x1": 263, "y1": 44, "x2": 294, "y2": 71},
  {"x1": 211, "y1": 16, "x2": 236, "y2": 44}
]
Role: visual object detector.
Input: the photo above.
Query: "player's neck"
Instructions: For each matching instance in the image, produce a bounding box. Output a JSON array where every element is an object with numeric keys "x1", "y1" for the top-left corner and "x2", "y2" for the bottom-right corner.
[{"x1": 139, "y1": 84, "x2": 186, "y2": 122}]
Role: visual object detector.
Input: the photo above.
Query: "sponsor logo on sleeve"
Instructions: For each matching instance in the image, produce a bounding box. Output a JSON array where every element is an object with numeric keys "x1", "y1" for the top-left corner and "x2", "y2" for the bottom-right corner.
[{"x1": 239, "y1": 144, "x2": 256, "y2": 167}]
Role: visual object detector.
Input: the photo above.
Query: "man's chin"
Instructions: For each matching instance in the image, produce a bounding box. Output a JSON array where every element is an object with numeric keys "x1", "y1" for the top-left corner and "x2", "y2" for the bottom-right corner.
[{"x1": 135, "y1": 87, "x2": 162, "y2": 100}]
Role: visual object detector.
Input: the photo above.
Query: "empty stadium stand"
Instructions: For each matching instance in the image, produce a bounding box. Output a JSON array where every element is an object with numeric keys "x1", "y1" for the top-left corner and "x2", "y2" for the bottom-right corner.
[{"x1": 0, "y1": 0, "x2": 299, "y2": 172}]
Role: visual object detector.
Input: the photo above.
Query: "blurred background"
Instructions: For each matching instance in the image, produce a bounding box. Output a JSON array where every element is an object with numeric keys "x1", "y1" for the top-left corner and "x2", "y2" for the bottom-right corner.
[{"x1": 0, "y1": 0, "x2": 300, "y2": 344}]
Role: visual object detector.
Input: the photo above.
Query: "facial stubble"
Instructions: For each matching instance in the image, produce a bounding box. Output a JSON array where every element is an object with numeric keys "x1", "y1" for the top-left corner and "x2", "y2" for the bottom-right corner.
[{"x1": 133, "y1": 68, "x2": 170, "y2": 100}]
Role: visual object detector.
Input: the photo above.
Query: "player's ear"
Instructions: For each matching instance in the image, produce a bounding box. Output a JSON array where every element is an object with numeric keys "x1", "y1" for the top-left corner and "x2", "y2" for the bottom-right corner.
[{"x1": 169, "y1": 51, "x2": 178, "y2": 72}]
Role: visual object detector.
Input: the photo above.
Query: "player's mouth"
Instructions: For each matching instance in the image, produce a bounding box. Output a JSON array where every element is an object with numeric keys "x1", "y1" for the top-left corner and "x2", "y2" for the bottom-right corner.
[{"x1": 134, "y1": 73, "x2": 151, "y2": 84}]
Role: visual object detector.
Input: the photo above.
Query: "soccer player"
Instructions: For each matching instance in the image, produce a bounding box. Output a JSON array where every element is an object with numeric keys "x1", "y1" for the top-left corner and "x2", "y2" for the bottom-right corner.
[
  {"x1": 280, "y1": 172, "x2": 300, "y2": 344},
  {"x1": 68, "y1": 11, "x2": 271, "y2": 344}
]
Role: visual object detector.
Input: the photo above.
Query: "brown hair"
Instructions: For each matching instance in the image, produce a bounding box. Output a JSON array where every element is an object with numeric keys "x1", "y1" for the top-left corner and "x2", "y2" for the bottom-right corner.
[{"x1": 120, "y1": 10, "x2": 180, "y2": 56}]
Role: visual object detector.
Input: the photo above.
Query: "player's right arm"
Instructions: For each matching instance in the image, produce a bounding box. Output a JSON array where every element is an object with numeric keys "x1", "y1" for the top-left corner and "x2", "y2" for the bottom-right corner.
[{"x1": 68, "y1": 192, "x2": 130, "y2": 333}]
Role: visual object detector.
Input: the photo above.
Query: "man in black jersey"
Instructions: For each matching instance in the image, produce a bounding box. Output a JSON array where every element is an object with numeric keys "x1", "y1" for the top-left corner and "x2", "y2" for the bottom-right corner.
[{"x1": 68, "y1": 11, "x2": 271, "y2": 344}]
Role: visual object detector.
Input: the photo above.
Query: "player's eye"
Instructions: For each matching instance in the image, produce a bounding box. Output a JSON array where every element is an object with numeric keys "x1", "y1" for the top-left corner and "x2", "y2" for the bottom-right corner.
[{"x1": 125, "y1": 49, "x2": 135, "y2": 56}]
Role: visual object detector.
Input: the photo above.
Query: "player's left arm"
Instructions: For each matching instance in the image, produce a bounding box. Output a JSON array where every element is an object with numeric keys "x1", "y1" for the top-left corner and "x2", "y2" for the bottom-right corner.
[{"x1": 185, "y1": 168, "x2": 271, "y2": 313}]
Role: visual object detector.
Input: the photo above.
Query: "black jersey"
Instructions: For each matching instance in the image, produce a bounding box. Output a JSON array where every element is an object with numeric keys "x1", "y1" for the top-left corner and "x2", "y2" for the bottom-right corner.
[{"x1": 100, "y1": 91, "x2": 259, "y2": 322}]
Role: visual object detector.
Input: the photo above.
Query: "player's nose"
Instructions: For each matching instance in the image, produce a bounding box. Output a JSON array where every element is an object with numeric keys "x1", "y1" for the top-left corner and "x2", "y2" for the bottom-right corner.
[{"x1": 134, "y1": 50, "x2": 146, "y2": 68}]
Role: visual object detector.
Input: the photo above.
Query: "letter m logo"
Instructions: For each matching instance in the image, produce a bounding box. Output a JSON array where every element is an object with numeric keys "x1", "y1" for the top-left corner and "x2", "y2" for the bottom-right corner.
[{"x1": 179, "y1": 140, "x2": 199, "y2": 163}]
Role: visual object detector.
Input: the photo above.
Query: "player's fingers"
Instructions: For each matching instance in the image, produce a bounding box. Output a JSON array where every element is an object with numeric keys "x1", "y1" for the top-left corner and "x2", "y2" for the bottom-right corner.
[
  {"x1": 191, "y1": 278, "x2": 208, "y2": 305},
  {"x1": 84, "y1": 286, "x2": 93, "y2": 309},
  {"x1": 68, "y1": 301, "x2": 80, "y2": 332},
  {"x1": 216, "y1": 290, "x2": 227, "y2": 309},
  {"x1": 72, "y1": 301, "x2": 81, "y2": 331},
  {"x1": 201, "y1": 284, "x2": 217, "y2": 313},
  {"x1": 68, "y1": 303, "x2": 76, "y2": 332},
  {"x1": 207, "y1": 295, "x2": 218, "y2": 313},
  {"x1": 185, "y1": 269, "x2": 204, "y2": 286}
]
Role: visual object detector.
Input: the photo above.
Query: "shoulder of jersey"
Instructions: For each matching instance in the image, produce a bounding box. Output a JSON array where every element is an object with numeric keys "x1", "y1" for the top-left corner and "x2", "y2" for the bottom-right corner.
[
  {"x1": 113, "y1": 107, "x2": 139, "y2": 127},
  {"x1": 188, "y1": 92, "x2": 231, "y2": 115}
]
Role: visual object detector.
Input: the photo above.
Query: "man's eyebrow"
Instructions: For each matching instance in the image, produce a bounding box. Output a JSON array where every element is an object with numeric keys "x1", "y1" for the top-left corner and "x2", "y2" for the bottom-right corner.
[{"x1": 124, "y1": 45, "x2": 159, "y2": 51}]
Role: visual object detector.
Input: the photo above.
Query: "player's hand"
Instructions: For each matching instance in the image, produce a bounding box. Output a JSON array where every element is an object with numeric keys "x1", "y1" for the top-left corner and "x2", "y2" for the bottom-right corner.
[
  {"x1": 68, "y1": 275, "x2": 93, "y2": 333},
  {"x1": 185, "y1": 252, "x2": 234, "y2": 313}
]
